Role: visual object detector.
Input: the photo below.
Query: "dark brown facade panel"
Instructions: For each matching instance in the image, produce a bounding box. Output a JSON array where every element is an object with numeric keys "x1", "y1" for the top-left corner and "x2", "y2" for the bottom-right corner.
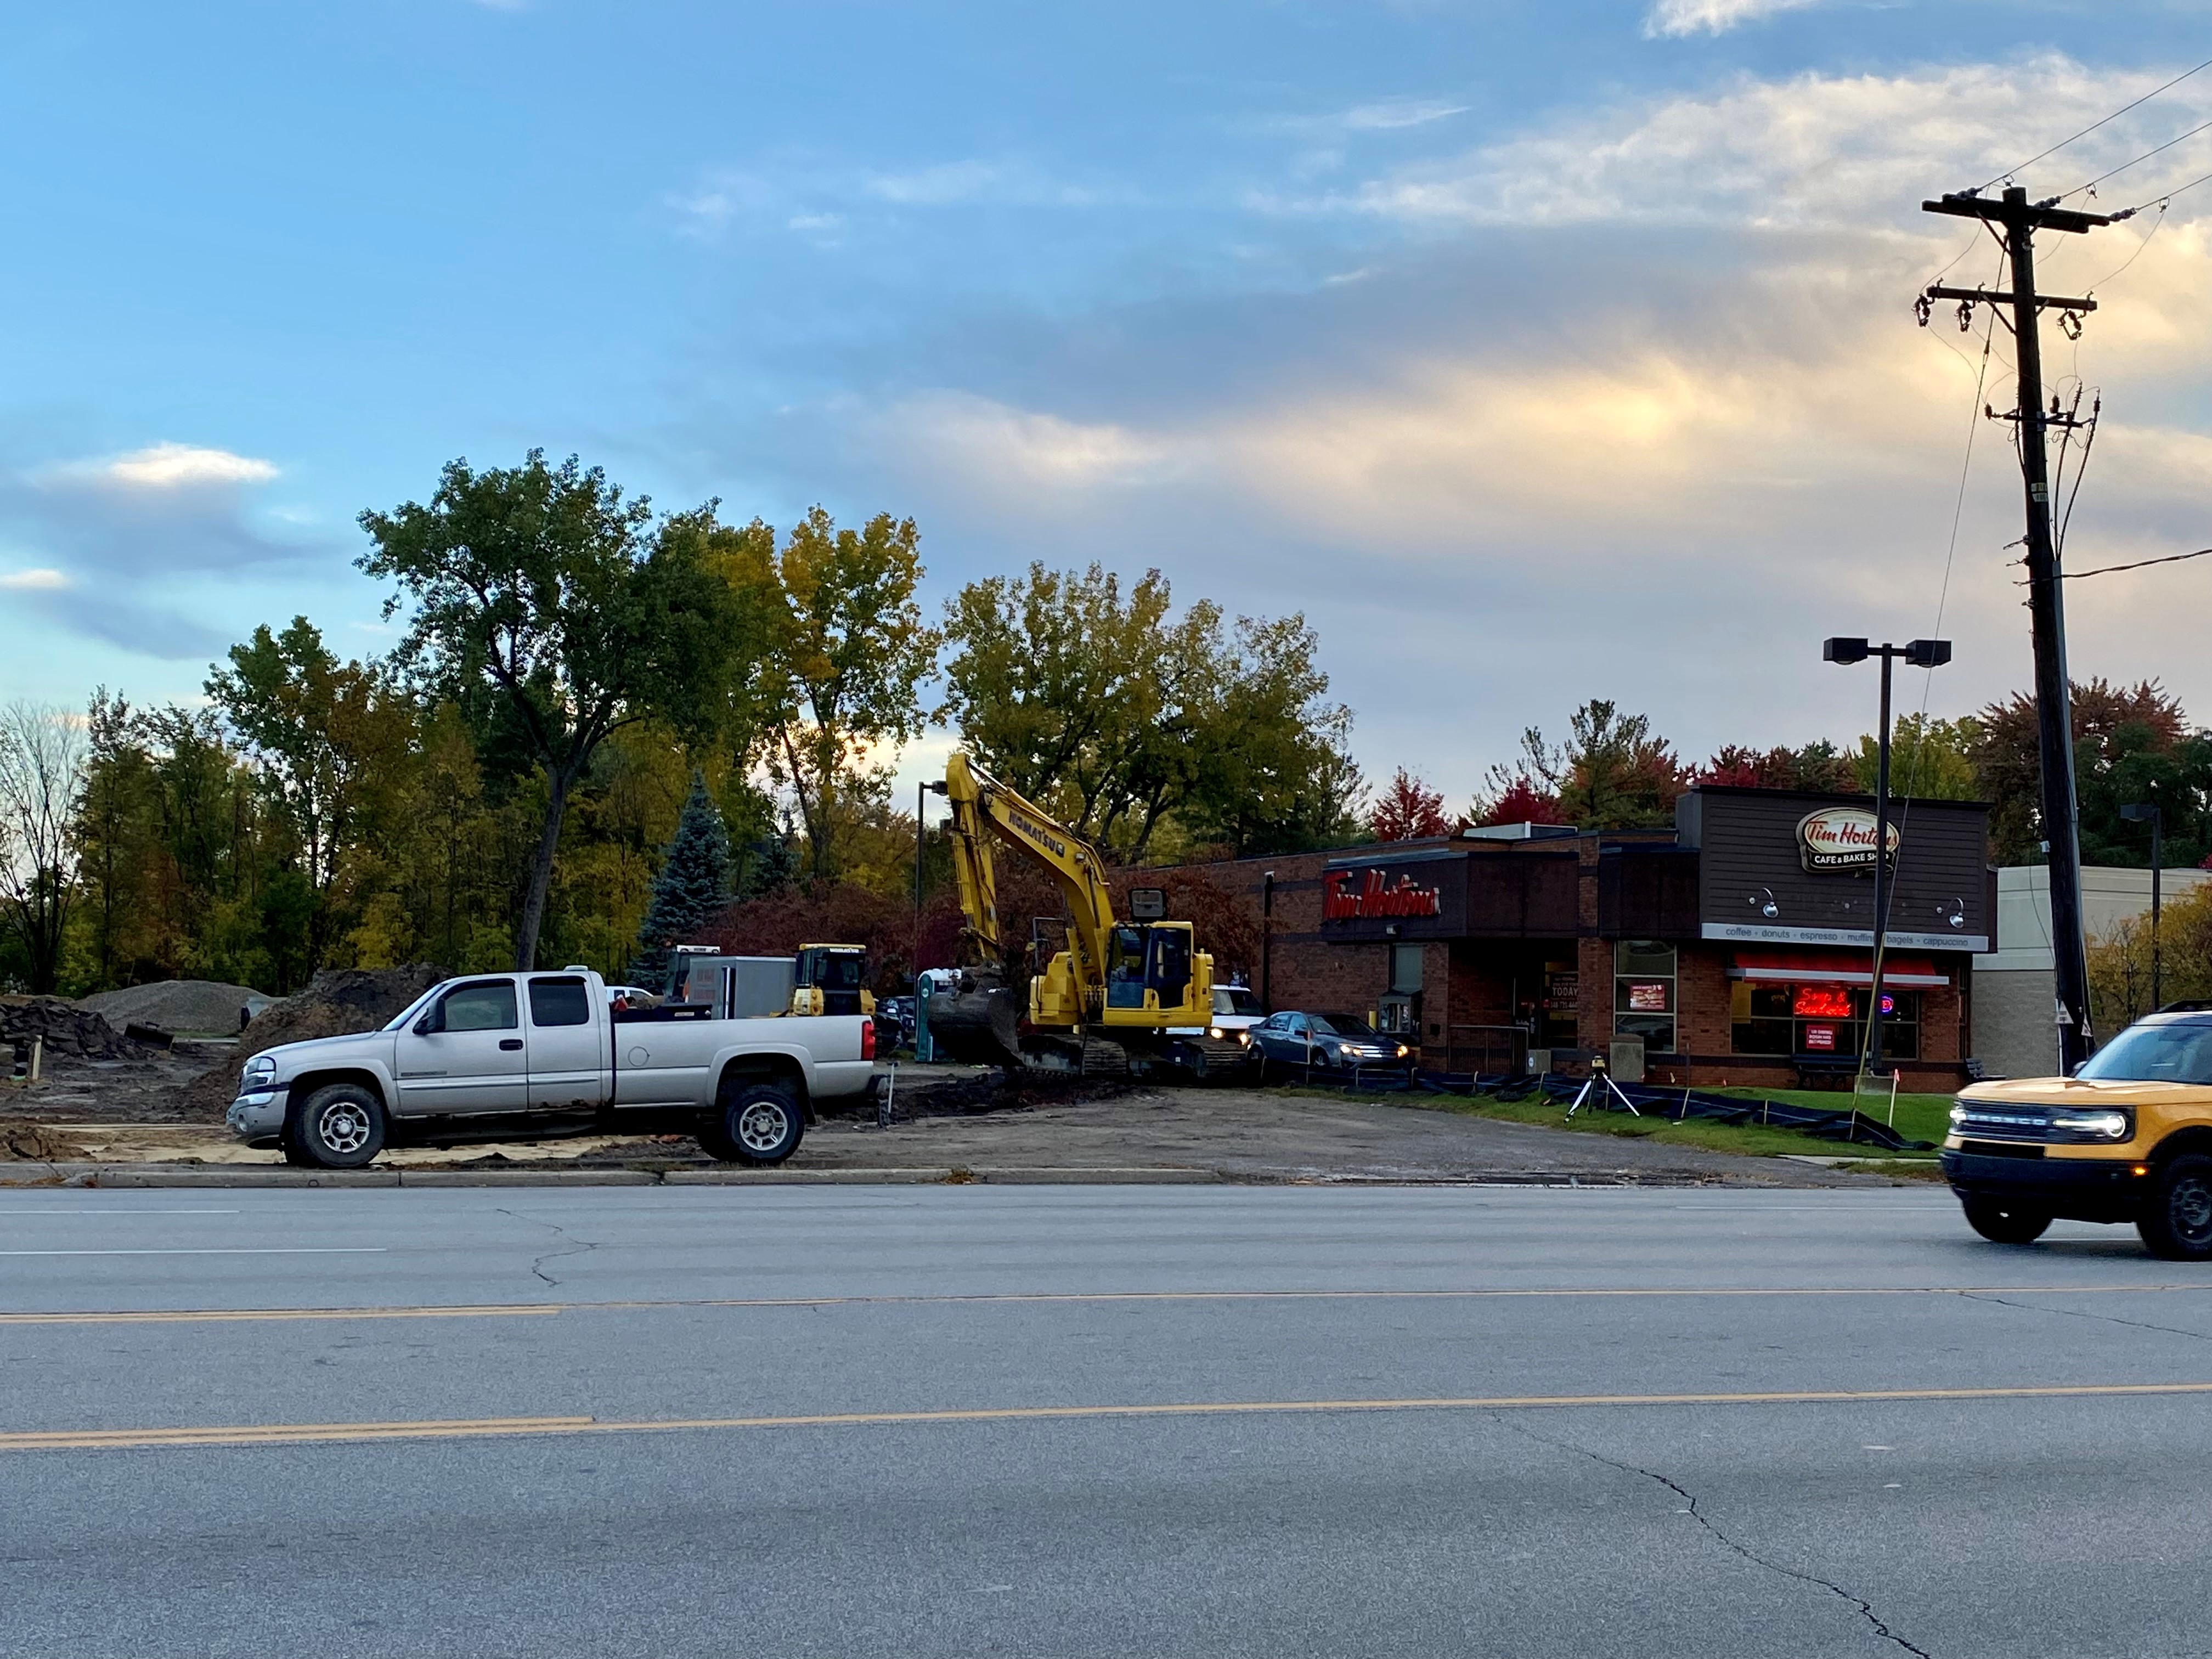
[{"x1": 1684, "y1": 787, "x2": 1991, "y2": 951}]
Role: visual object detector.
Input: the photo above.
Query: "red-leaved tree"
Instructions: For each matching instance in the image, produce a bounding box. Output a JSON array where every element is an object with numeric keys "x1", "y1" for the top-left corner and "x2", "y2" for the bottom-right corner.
[{"x1": 1368, "y1": 768, "x2": 1453, "y2": 841}]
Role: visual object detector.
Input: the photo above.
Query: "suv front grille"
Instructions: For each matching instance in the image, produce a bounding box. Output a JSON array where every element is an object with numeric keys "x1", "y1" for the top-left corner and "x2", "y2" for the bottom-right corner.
[{"x1": 1951, "y1": 1107, "x2": 2057, "y2": 1143}]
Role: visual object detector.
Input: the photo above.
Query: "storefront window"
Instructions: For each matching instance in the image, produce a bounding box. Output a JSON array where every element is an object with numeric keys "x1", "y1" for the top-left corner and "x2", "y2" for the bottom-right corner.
[
  {"x1": 1730, "y1": 984, "x2": 1920, "y2": 1059},
  {"x1": 1613, "y1": 940, "x2": 1677, "y2": 1054}
]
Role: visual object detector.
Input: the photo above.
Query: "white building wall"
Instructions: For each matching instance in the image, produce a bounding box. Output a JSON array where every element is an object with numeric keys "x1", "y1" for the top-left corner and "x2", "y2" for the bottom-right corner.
[{"x1": 1973, "y1": 865, "x2": 2211, "y2": 1079}]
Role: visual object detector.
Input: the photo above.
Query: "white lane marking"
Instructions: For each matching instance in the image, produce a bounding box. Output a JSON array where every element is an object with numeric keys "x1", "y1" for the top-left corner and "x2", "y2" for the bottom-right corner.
[{"x1": 0, "y1": 1248, "x2": 385, "y2": 1257}]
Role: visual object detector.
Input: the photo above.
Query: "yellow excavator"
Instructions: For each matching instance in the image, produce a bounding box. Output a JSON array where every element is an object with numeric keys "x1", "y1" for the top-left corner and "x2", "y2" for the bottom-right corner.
[{"x1": 925, "y1": 752, "x2": 1250, "y2": 1079}]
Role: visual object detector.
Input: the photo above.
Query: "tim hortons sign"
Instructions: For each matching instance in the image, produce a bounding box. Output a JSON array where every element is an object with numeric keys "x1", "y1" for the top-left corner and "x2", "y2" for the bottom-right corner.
[
  {"x1": 1324, "y1": 868, "x2": 1444, "y2": 921},
  {"x1": 1796, "y1": 806, "x2": 1900, "y2": 873}
]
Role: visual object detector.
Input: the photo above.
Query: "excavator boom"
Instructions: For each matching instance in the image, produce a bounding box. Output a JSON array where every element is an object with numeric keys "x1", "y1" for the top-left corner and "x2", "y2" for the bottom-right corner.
[{"x1": 926, "y1": 752, "x2": 1230, "y2": 1077}]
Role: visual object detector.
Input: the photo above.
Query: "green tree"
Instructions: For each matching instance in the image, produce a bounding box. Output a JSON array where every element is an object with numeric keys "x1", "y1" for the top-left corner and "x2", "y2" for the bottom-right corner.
[
  {"x1": 206, "y1": 617, "x2": 419, "y2": 977},
  {"x1": 727, "y1": 507, "x2": 936, "y2": 883},
  {"x1": 1489, "y1": 701, "x2": 1688, "y2": 831},
  {"x1": 1851, "y1": 714, "x2": 1981, "y2": 802},
  {"x1": 630, "y1": 772, "x2": 731, "y2": 986},
  {"x1": 72, "y1": 690, "x2": 158, "y2": 989},
  {"x1": 1972, "y1": 679, "x2": 2190, "y2": 865},
  {"x1": 357, "y1": 452, "x2": 740, "y2": 969},
  {"x1": 941, "y1": 563, "x2": 1356, "y2": 861}
]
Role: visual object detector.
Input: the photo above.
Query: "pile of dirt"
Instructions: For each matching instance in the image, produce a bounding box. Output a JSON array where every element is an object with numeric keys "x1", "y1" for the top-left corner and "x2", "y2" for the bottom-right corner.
[
  {"x1": 81, "y1": 980, "x2": 276, "y2": 1036},
  {"x1": 1, "y1": 998, "x2": 139, "y2": 1062},
  {"x1": 0, "y1": 1119, "x2": 85, "y2": 1161},
  {"x1": 179, "y1": 964, "x2": 450, "y2": 1117}
]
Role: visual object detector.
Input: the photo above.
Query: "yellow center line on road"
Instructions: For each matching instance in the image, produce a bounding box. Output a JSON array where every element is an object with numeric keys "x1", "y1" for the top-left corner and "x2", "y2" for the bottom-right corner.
[
  {"x1": 7, "y1": 1282, "x2": 2212, "y2": 1325},
  {"x1": 14, "y1": 1381, "x2": 2212, "y2": 1453}
]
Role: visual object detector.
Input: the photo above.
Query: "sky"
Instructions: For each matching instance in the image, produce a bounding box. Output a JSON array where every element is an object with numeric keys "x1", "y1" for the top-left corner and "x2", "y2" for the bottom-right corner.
[{"x1": 4, "y1": 0, "x2": 2212, "y2": 811}]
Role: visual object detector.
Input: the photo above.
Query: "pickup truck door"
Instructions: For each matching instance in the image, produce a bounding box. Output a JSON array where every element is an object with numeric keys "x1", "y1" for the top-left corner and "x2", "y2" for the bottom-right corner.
[
  {"x1": 392, "y1": 979, "x2": 531, "y2": 1115},
  {"x1": 525, "y1": 975, "x2": 606, "y2": 1109}
]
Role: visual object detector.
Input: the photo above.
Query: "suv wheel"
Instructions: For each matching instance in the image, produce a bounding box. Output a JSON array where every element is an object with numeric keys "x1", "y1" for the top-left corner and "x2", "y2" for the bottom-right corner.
[
  {"x1": 2138, "y1": 1153, "x2": 2212, "y2": 1260},
  {"x1": 1961, "y1": 1199, "x2": 2051, "y2": 1245},
  {"x1": 286, "y1": 1084, "x2": 388, "y2": 1170},
  {"x1": 698, "y1": 1082, "x2": 805, "y2": 1165}
]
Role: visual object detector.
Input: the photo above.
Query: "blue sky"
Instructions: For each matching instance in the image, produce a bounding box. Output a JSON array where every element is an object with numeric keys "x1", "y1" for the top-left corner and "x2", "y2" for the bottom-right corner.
[{"x1": 5, "y1": 1, "x2": 2212, "y2": 805}]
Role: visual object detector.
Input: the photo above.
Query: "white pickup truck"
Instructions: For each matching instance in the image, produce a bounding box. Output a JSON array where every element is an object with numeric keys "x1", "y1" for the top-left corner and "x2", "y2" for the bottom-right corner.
[{"x1": 223, "y1": 968, "x2": 876, "y2": 1170}]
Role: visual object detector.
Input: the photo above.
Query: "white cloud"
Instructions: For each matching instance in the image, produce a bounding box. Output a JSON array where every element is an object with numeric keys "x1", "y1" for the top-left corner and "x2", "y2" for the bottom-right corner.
[
  {"x1": 876, "y1": 393, "x2": 1176, "y2": 496},
  {"x1": 844, "y1": 57, "x2": 2212, "y2": 788},
  {"x1": 0, "y1": 568, "x2": 69, "y2": 590},
  {"x1": 1266, "y1": 57, "x2": 2210, "y2": 232},
  {"x1": 1644, "y1": 0, "x2": 1820, "y2": 37},
  {"x1": 1341, "y1": 98, "x2": 1470, "y2": 132},
  {"x1": 82, "y1": 442, "x2": 279, "y2": 489}
]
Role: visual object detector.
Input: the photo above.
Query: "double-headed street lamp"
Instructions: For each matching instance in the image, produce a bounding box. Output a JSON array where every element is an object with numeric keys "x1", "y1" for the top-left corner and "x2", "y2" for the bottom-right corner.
[
  {"x1": 2121, "y1": 802, "x2": 2164, "y2": 1013},
  {"x1": 1823, "y1": 636, "x2": 1954, "y2": 1083}
]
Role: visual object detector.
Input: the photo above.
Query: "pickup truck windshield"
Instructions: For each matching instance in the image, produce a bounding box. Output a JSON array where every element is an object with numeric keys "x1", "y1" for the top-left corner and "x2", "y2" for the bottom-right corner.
[
  {"x1": 382, "y1": 988, "x2": 441, "y2": 1032},
  {"x1": 1216, "y1": 988, "x2": 1263, "y2": 1016},
  {"x1": 2076, "y1": 1020, "x2": 2212, "y2": 1085}
]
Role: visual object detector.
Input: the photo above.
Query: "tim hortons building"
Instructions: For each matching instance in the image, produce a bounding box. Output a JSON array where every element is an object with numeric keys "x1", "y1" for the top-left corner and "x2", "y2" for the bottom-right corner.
[{"x1": 1183, "y1": 785, "x2": 1997, "y2": 1090}]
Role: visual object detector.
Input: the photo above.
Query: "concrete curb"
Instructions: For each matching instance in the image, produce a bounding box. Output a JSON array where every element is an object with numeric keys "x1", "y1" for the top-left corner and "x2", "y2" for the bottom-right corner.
[
  {"x1": 1, "y1": 1162, "x2": 1234, "y2": 1189},
  {"x1": 0, "y1": 1160, "x2": 1886, "y2": 1190}
]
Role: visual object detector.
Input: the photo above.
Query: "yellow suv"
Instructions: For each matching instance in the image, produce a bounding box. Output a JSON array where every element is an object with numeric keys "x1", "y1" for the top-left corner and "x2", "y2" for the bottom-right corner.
[{"x1": 1942, "y1": 1012, "x2": 2212, "y2": 1259}]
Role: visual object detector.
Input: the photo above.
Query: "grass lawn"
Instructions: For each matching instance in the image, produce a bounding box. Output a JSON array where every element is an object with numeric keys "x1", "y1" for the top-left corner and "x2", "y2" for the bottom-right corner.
[
  {"x1": 1278, "y1": 1081, "x2": 1957, "y2": 1161},
  {"x1": 1708, "y1": 1087, "x2": 1957, "y2": 1149}
]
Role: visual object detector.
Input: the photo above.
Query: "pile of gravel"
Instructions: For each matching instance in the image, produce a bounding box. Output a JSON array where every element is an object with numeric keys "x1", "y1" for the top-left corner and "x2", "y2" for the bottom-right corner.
[
  {"x1": 1, "y1": 998, "x2": 139, "y2": 1062},
  {"x1": 81, "y1": 980, "x2": 276, "y2": 1036},
  {"x1": 179, "y1": 964, "x2": 452, "y2": 1116}
]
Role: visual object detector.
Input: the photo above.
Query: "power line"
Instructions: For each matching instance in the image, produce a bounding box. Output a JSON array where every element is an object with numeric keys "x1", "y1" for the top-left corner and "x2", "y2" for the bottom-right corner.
[
  {"x1": 1979, "y1": 52, "x2": 2212, "y2": 192},
  {"x1": 2117, "y1": 162, "x2": 2212, "y2": 217},
  {"x1": 2059, "y1": 546, "x2": 2212, "y2": 580},
  {"x1": 2065, "y1": 115, "x2": 2212, "y2": 200}
]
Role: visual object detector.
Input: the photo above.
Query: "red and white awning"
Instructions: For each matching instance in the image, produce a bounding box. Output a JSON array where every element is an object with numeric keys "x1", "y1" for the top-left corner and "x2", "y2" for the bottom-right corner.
[{"x1": 1728, "y1": 949, "x2": 1949, "y2": 989}]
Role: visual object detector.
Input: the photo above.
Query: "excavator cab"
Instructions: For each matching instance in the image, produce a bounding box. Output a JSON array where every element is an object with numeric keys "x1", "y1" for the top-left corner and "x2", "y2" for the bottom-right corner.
[
  {"x1": 1101, "y1": 924, "x2": 1196, "y2": 1018},
  {"x1": 791, "y1": 944, "x2": 875, "y2": 1018}
]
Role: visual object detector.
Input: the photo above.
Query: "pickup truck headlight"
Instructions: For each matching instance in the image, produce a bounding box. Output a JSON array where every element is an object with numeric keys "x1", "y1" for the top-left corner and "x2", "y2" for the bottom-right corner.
[
  {"x1": 242, "y1": 1054, "x2": 276, "y2": 1087},
  {"x1": 2051, "y1": 1110, "x2": 2131, "y2": 1141},
  {"x1": 1209, "y1": 1025, "x2": 1224, "y2": 1039}
]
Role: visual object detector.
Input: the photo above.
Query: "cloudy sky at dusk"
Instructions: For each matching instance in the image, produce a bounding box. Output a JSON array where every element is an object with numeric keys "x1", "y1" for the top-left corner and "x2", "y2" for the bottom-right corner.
[{"x1": 4, "y1": 2, "x2": 2211, "y2": 806}]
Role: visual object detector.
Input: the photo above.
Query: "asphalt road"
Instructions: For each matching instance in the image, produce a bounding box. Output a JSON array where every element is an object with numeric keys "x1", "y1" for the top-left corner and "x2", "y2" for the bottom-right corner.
[{"x1": 5, "y1": 1185, "x2": 2212, "y2": 1658}]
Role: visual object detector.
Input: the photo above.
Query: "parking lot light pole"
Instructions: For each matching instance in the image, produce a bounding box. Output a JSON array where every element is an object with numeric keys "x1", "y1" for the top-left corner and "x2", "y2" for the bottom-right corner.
[
  {"x1": 2121, "y1": 802, "x2": 2164, "y2": 1012},
  {"x1": 1823, "y1": 636, "x2": 1953, "y2": 1084}
]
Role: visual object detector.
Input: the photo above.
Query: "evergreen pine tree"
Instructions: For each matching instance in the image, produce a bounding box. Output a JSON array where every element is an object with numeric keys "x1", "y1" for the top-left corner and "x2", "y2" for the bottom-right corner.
[{"x1": 630, "y1": 773, "x2": 731, "y2": 988}]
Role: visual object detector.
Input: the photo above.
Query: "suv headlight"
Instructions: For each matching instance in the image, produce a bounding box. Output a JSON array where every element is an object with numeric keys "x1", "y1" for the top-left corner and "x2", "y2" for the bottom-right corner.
[
  {"x1": 242, "y1": 1054, "x2": 276, "y2": 1087},
  {"x1": 2051, "y1": 1110, "x2": 2131, "y2": 1141}
]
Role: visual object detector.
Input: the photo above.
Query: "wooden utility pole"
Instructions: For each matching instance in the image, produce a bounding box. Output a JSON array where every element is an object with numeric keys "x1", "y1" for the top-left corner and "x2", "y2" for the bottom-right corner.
[{"x1": 1922, "y1": 184, "x2": 2110, "y2": 1072}]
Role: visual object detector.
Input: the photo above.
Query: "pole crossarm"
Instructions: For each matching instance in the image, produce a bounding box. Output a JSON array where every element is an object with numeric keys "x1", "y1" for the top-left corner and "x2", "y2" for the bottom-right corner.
[
  {"x1": 1921, "y1": 194, "x2": 2111, "y2": 234},
  {"x1": 1925, "y1": 284, "x2": 2097, "y2": 313}
]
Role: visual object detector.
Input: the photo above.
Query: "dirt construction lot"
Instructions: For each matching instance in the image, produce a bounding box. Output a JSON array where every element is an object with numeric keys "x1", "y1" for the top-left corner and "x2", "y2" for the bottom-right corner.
[{"x1": 3, "y1": 1071, "x2": 1900, "y2": 1187}]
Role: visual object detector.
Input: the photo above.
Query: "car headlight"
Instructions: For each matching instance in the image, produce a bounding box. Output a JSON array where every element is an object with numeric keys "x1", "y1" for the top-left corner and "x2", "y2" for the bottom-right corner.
[
  {"x1": 2051, "y1": 1110, "x2": 2131, "y2": 1140},
  {"x1": 1949, "y1": 1103, "x2": 1968, "y2": 1126},
  {"x1": 1396, "y1": 1043, "x2": 1410, "y2": 1059},
  {"x1": 242, "y1": 1054, "x2": 276, "y2": 1086},
  {"x1": 1209, "y1": 1025, "x2": 1224, "y2": 1039},
  {"x1": 1238, "y1": 1030, "x2": 1251, "y2": 1046}
]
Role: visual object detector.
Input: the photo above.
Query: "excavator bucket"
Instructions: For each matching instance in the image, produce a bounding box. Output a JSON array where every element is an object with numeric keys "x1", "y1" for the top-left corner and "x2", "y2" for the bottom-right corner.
[{"x1": 926, "y1": 974, "x2": 1026, "y2": 1069}]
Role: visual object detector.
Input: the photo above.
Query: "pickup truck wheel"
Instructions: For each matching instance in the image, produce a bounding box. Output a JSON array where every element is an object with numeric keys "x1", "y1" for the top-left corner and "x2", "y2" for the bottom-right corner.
[
  {"x1": 698, "y1": 1083, "x2": 804, "y2": 1165},
  {"x1": 287, "y1": 1084, "x2": 388, "y2": 1170},
  {"x1": 2138, "y1": 1154, "x2": 2212, "y2": 1260},
  {"x1": 1961, "y1": 1199, "x2": 2051, "y2": 1245}
]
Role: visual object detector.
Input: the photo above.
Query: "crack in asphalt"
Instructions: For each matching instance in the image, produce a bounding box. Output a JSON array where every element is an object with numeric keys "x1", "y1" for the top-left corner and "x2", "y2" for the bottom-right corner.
[
  {"x1": 1956, "y1": 1289, "x2": 2212, "y2": 1345},
  {"x1": 495, "y1": 1208, "x2": 600, "y2": 1288},
  {"x1": 1494, "y1": 1413, "x2": 1932, "y2": 1659}
]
